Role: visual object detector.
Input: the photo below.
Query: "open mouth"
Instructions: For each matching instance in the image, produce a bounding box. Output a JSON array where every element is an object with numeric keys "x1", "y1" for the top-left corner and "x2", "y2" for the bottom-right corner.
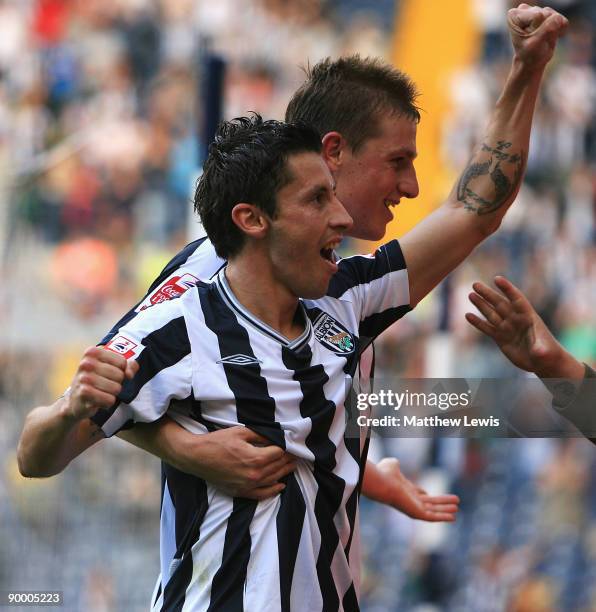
[
  {"x1": 384, "y1": 199, "x2": 400, "y2": 209},
  {"x1": 320, "y1": 248, "x2": 334, "y2": 262},
  {"x1": 320, "y1": 239, "x2": 341, "y2": 263}
]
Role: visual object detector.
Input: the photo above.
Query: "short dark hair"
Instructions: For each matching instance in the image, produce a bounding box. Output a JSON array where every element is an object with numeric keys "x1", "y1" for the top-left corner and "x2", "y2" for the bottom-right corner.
[
  {"x1": 285, "y1": 55, "x2": 421, "y2": 151},
  {"x1": 194, "y1": 114, "x2": 322, "y2": 259}
]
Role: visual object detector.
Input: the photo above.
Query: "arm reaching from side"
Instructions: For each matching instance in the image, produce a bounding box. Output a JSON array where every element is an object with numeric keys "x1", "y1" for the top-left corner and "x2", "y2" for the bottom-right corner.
[
  {"x1": 362, "y1": 458, "x2": 460, "y2": 522},
  {"x1": 465, "y1": 276, "x2": 584, "y2": 379},
  {"x1": 466, "y1": 276, "x2": 595, "y2": 441}
]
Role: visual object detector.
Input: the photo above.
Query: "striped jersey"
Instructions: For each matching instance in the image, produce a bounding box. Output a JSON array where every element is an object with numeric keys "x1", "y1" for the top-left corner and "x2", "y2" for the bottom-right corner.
[
  {"x1": 95, "y1": 239, "x2": 411, "y2": 611},
  {"x1": 99, "y1": 236, "x2": 226, "y2": 346}
]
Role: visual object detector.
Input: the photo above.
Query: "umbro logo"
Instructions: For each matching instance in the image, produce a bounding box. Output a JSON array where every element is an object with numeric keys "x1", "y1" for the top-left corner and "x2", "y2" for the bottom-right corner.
[{"x1": 217, "y1": 354, "x2": 262, "y2": 366}]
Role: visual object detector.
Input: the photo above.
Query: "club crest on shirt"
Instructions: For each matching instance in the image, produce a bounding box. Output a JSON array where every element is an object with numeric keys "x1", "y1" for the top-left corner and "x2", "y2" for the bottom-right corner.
[
  {"x1": 313, "y1": 313, "x2": 355, "y2": 355},
  {"x1": 136, "y1": 273, "x2": 200, "y2": 312},
  {"x1": 105, "y1": 335, "x2": 142, "y2": 360}
]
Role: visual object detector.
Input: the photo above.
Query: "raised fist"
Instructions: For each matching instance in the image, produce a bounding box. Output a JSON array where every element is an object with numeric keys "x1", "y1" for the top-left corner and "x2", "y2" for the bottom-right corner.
[
  {"x1": 65, "y1": 346, "x2": 139, "y2": 420},
  {"x1": 507, "y1": 4, "x2": 568, "y2": 69}
]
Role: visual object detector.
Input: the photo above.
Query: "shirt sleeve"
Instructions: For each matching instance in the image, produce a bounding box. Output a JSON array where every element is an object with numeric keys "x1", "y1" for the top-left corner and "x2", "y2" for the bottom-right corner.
[
  {"x1": 326, "y1": 240, "x2": 411, "y2": 340},
  {"x1": 91, "y1": 297, "x2": 193, "y2": 437},
  {"x1": 551, "y1": 364, "x2": 596, "y2": 441}
]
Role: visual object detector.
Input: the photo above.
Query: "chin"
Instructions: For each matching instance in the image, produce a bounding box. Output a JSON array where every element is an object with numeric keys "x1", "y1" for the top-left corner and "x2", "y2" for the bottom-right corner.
[
  {"x1": 297, "y1": 281, "x2": 330, "y2": 300},
  {"x1": 350, "y1": 226, "x2": 386, "y2": 242},
  {"x1": 300, "y1": 288, "x2": 328, "y2": 300}
]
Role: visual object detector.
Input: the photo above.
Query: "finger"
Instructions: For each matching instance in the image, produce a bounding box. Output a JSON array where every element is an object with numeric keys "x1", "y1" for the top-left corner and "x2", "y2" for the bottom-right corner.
[
  {"x1": 257, "y1": 460, "x2": 297, "y2": 486},
  {"x1": 240, "y1": 427, "x2": 276, "y2": 446},
  {"x1": 421, "y1": 512, "x2": 457, "y2": 523},
  {"x1": 237, "y1": 482, "x2": 286, "y2": 500},
  {"x1": 465, "y1": 312, "x2": 498, "y2": 339},
  {"x1": 77, "y1": 372, "x2": 122, "y2": 396},
  {"x1": 468, "y1": 292, "x2": 503, "y2": 326},
  {"x1": 246, "y1": 443, "x2": 287, "y2": 463},
  {"x1": 125, "y1": 359, "x2": 140, "y2": 379},
  {"x1": 425, "y1": 500, "x2": 459, "y2": 514},
  {"x1": 95, "y1": 346, "x2": 129, "y2": 369},
  {"x1": 73, "y1": 385, "x2": 116, "y2": 413},
  {"x1": 79, "y1": 358, "x2": 127, "y2": 384},
  {"x1": 471, "y1": 285, "x2": 512, "y2": 321},
  {"x1": 423, "y1": 494, "x2": 460, "y2": 505},
  {"x1": 534, "y1": 11, "x2": 568, "y2": 38},
  {"x1": 508, "y1": 6, "x2": 545, "y2": 34},
  {"x1": 422, "y1": 500, "x2": 460, "y2": 513},
  {"x1": 472, "y1": 281, "x2": 511, "y2": 313},
  {"x1": 258, "y1": 454, "x2": 297, "y2": 478},
  {"x1": 493, "y1": 276, "x2": 532, "y2": 313},
  {"x1": 255, "y1": 452, "x2": 296, "y2": 474}
]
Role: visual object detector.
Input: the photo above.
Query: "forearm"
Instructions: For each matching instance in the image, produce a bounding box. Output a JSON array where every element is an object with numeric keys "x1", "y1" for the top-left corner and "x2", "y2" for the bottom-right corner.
[
  {"x1": 402, "y1": 61, "x2": 545, "y2": 306},
  {"x1": 117, "y1": 417, "x2": 208, "y2": 476},
  {"x1": 546, "y1": 364, "x2": 596, "y2": 440},
  {"x1": 535, "y1": 347, "x2": 585, "y2": 380},
  {"x1": 17, "y1": 398, "x2": 100, "y2": 478},
  {"x1": 527, "y1": 335, "x2": 585, "y2": 403},
  {"x1": 119, "y1": 419, "x2": 296, "y2": 499},
  {"x1": 452, "y1": 59, "x2": 544, "y2": 231}
]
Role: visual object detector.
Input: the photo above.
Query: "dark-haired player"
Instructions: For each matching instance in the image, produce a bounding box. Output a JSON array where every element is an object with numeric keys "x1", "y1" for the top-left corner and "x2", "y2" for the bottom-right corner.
[{"x1": 28, "y1": 115, "x2": 448, "y2": 610}]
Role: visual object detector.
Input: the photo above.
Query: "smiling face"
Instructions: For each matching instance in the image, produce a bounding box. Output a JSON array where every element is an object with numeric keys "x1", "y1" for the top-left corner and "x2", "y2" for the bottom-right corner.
[
  {"x1": 333, "y1": 112, "x2": 419, "y2": 241},
  {"x1": 266, "y1": 152, "x2": 353, "y2": 300}
]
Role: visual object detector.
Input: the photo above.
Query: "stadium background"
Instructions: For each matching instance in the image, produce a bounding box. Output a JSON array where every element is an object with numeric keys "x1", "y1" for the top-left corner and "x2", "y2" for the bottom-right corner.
[{"x1": 1, "y1": 0, "x2": 595, "y2": 610}]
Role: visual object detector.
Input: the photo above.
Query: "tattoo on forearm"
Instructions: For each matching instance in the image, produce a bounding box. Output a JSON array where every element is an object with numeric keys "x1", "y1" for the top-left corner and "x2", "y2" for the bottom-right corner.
[{"x1": 456, "y1": 141, "x2": 525, "y2": 215}]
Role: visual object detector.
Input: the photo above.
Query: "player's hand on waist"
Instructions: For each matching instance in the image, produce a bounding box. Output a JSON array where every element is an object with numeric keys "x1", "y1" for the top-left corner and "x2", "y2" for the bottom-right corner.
[
  {"x1": 62, "y1": 346, "x2": 139, "y2": 422},
  {"x1": 508, "y1": 4, "x2": 568, "y2": 70},
  {"x1": 192, "y1": 426, "x2": 297, "y2": 500}
]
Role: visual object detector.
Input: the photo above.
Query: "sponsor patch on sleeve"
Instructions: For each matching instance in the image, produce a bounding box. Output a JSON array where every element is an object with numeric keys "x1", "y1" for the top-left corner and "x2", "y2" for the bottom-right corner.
[
  {"x1": 136, "y1": 273, "x2": 200, "y2": 312},
  {"x1": 105, "y1": 335, "x2": 142, "y2": 360}
]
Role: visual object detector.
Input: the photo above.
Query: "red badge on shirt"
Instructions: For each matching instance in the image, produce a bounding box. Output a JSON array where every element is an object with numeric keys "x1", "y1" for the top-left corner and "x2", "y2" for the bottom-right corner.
[
  {"x1": 136, "y1": 273, "x2": 199, "y2": 312},
  {"x1": 105, "y1": 335, "x2": 139, "y2": 359}
]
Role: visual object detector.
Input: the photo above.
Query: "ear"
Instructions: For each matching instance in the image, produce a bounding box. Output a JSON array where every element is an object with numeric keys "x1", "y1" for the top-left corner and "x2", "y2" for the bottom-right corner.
[
  {"x1": 231, "y1": 203, "x2": 269, "y2": 240},
  {"x1": 321, "y1": 131, "x2": 348, "y2": 172}
]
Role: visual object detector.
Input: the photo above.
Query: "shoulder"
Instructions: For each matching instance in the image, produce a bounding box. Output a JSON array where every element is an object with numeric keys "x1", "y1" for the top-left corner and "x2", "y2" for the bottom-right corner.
[
  {"x1": 327, "y1": 240, "x2": 407, "y2": 298},
  {"x1": 173, "y1": 237, "x2": 226, "y2": 280},
  {"x1": 136, "y1": 238, "x2": 225, "y2": 311}
]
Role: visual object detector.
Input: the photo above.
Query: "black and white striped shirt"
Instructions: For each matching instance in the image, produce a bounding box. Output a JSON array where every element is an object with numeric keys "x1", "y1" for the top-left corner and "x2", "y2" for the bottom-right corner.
[{"x1": 95, "y1": 240, "x2": 410, "y2": 611}]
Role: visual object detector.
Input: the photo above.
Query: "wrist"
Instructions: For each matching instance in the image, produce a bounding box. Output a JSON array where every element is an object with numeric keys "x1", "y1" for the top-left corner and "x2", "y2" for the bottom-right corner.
[
  {"x1": 57, "y1": 391, "x2": 81, "y2": 426},
  {"x1": 511, "y1": 55, "x2": 547, "y2": 81},
  {"x1": 171, "y1": 428, "x2": 211, "y2": 479},
  {"x1": 535, "y1": 347, "x2": 584, "y2": 380}
]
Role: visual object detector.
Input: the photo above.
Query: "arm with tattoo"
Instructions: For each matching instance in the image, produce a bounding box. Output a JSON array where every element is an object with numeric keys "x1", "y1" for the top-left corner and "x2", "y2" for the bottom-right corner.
[
  {"x1": 400, "y1": 5, "x2": 567, "y2": 307},
  {"x1": 456, "y1": 141, "x2": 525, "y2": 217}
]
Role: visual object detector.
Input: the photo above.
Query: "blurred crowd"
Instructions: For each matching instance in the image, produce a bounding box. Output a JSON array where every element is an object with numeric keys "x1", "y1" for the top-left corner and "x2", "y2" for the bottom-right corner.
[{"x1": 2, "y1": 0, "x2": 595, "y2": 610}]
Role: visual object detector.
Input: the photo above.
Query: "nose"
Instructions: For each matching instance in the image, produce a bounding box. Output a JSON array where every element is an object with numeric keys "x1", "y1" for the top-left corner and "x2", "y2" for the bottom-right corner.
[
  {"x1": 330, "y1": 194, "x2": 353, "y2": 233},
  {"x1": 399, "y1": 165, "x2": 419, "y2": 199}
]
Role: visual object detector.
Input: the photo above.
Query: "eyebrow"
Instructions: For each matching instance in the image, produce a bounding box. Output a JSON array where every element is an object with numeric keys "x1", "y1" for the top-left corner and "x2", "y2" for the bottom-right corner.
[
  {"x1": 304, "y1": 182, "x2": 334, "y2": 200},
  {"x1": 388, "y1": 147, "x2": 418, "y2": 160}
]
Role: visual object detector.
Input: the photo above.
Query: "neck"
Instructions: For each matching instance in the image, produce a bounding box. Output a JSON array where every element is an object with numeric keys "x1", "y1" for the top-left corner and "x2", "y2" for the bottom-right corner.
[{"x1": 225, "y1": 251, "x2": 303, "y2": 340}]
